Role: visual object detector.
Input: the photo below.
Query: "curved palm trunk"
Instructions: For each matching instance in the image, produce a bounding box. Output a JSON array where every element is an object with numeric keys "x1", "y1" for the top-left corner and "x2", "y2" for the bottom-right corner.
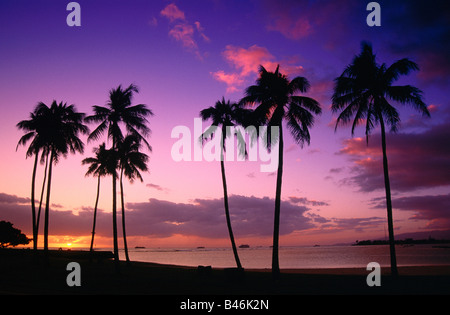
[
  {"x1": 44, "y1": 150, "x2": 54, "y2": 254},
  {"x1": 31, "y1": 154, "x2": 38, "y2": 251},
  {"x1": 120, "y1": 168, "x2": 130, "y2": 262},
  {"x1": 90, "y1": 176, "x2": 101, "y2": 252},
  {"x1": 379, "y1": 118, "x2": 398, "y2": 277},
  {"x1": 220, "y1": 157, "x2": 242, "y2": 270},
  {"x1": 272, "y1": 124, "x2": 283, "y2": 280}
]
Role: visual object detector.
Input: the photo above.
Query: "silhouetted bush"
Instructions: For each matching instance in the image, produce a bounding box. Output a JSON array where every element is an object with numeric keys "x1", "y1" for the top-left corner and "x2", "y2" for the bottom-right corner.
[{"x1": 0, "y1": 221, "x2": 31, "y2": 248}]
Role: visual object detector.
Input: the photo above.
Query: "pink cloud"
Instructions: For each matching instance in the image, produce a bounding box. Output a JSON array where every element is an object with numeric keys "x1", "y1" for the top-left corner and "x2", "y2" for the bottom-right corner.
[
  {"x1": 223, "y1": 44, "x2": 277, "y2": 77},
  {"x1": 211, "y1": 45, "x2": 304, "y2": 93},
  {"x1": 210, "y1": 70, "x2": 244, "y2": 93},
  {"x1": 160, "y1": 4, "x2": 209, "y2": 58},
  {"x1": 160, "y1": 3, "x2": 185, "y2": 22},
  {"x1": 194, "y1": 21, "x2": 210, "y2": 42},
  {"x1": 169, "y1": 23, "x2": 197, "y2": 49}
]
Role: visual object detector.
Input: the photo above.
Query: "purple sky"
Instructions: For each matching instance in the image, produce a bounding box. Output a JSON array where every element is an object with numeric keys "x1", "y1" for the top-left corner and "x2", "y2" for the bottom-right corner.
[{"x1": 0, "y1": 0, "x2": 449, "y2": 248}]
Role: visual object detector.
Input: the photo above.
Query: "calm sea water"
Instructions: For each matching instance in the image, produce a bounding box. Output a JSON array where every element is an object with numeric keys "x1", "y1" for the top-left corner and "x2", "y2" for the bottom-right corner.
[{"x1": 110, "y1": 244, "x2": 450, "y2": 269}]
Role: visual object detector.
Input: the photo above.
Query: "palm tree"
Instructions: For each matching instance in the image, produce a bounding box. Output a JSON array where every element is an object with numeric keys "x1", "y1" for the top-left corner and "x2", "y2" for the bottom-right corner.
[
  {"x1": 199, "y1": 97, "x2": 250, "y2": 270},
  {"x1": 85, "y1": 84, "x2": 153, "y2": 267},
  {"x1": 82, "y1": 143, "x2": 117, "y2": 252},
  {"x1": 17, "y1": 101, "x2": 88, "y2": 253},
  {"x1": 331, "y1": 42, "x2": 429, "y2": 276},
  {"x1": 39, "y1": 101, "x2": 88, "y2": 252},
  {"x1": 117, "y1": 134, "x2": 149, "y2": 262},
  {"x1": 16, "y1": 109, "x2": 49, "y2": 251},
  {"x1": 240, "y1": 65, "x2": 321, "y2": 278}
]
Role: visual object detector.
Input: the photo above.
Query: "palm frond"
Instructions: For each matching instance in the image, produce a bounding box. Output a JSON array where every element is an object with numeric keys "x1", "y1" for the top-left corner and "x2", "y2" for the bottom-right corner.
[{"x1": 384, "y1": 58, "x2": 419, "y2": 84}]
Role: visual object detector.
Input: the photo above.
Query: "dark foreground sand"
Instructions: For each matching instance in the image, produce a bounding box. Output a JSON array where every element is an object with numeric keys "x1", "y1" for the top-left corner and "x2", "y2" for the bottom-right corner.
[{"x1": 1, "y1": 248, "x2": 449, "y2": 296}]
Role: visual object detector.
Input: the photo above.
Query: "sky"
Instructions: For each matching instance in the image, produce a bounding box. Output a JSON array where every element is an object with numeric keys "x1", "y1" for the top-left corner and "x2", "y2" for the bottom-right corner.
[{"x1": 0, "y1": 0, "x2": 449, "y2": 249}]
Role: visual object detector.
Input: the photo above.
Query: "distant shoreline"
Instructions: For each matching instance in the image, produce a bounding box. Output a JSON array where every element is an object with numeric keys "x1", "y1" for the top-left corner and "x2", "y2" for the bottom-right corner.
[{"x1": 353, "y1": 238, "x2": 450, "y2": 246}]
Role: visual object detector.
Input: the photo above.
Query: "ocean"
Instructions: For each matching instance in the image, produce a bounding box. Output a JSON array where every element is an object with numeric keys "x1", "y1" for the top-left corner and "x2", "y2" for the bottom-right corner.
[{"x1": 112, "y1": 244, "x2": 450, "y2": 269}]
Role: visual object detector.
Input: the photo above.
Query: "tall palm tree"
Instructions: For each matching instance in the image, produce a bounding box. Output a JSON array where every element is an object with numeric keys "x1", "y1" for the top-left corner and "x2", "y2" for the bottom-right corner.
[
  {"x1": 331, "y1": 42, "x2": 429, "y2": 276},
  {"x1": 39, "y1": 101, "x2": 88, "y2": 252},
  {"x1": 16, "y1": 109, "x2": 49, "y2": 251},
  {"x1": 85, "y1": 84, "x2": 153, "y2": 267},
  {"x1": 17, "y1": 101, "x2": 88, "y2": 253},
  {"x1": 240, "y1": 65, "x2": 321, "y2": 278},
  {"x1": 199, "y1": 98, "x2": 250, "y2": 270},
  {"x1": 82, "y1": 143, "x2": 117, "y2": 252},
  {"x1": 117, "y1": 134, "x2": 149, "y2": 262}
]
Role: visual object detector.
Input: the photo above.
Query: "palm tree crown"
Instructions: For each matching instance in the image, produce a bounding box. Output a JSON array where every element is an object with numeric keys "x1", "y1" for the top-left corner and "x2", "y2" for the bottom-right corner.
[
  {"x1": 200, "y1": 97, "x2": 250, "y2": 156},
  {"x1": 85, "y1": 84, "x2": 153, "y2": 150},
  {"x1": 118, "y1": 134, "x2": 149, "y2": 183},
  {"x1": 332, "y1": 41, "x2": 430, "y2": 140},
  {"x1": 240, "y1": 65, "x2": 321, "y2": 147},
  {"x1": 82, "y1": 143, "x2": 118, "y2": 179}
]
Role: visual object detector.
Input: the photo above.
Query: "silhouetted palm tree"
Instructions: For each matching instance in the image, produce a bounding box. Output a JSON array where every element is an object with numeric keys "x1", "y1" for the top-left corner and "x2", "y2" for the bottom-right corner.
[
  {"x1": 200, "y1": 98, "x2": 251, "y2": 270},
  {"x1": 240, "y1": 65, "x2": 321, "y2": 278},
  {"x1": 117, "y1": 134, "x2": 149, "y2": 262},
  {"x1": 16, "y1": 108, "x2": 49, "y2": 251},
  {"x1": 82, "y1": 143, "x2": 117, "y2": 252},
  {"x1": 17, "y1": 101, "x2": 88, "y2": 253},
  {"x1": 332, "y1": 42, "x2": 430, "y2": 276},
  {"x1": 85, "y1": 84, "x2": 153, "y2": 267}
]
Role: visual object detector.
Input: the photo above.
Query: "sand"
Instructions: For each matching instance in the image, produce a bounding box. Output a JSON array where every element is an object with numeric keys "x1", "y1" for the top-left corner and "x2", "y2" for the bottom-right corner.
[{"x1": 1, "y1": 248, "x2": 449, "y2": 296}]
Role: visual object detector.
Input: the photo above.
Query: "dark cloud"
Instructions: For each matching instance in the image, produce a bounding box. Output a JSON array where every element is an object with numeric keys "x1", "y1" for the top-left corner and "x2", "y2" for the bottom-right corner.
[
  {"x1": 0, "y1": 195, "x2": 111, "y2": 238},
  {"x1": 126, "y1": 195, "x2": 315, "y2": 239},
  {"x1": 1, "y1": 191, "x2": 399, "y2": 240},
  {"x1": 371, "y1": 193, "x2": 450, "y2": 230},
  {"x1": 330, "y1": 217, "x2": 386, "y2": 233},
  {"x1": 0, "y1": 193, "x2": 30, "y2": 204},
  {"x1": 337, "y1": 118, "x2": 450, "y2": 193},
  {"x1": 0, "y1": 193, "x2": 321, "y2": 239},
  {"x1": 304, "y1": 212, "x2": 385, "y2": 234},
  {"x1": 146, "y1": 183, "x2": 169, "y2": 192},
  {"x1": 288, "y1": 196, "x2": 329, "y2": 207}
]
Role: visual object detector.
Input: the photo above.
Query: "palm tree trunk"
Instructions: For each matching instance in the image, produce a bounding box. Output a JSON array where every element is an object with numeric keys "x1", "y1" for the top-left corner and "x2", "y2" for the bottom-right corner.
[
  {"x1": 37, "y1": 152, "x2": 49, "y2": 241},
  {"x1": 379, "y1": 117, "x2": 398, "y2": 277},
  {"x1": 120, "y1": 168, "x2": 130, "y2": 263},
  {"x1": 112, "y1": 166, "x2": 120, "y2": 272},
  {"x1": 111, "y1": 136, "x2": 120, "y2": 272},
  {"x1": 44, "y1": 150, "x2": 54, "y2": 254},
  {"x1": 272, "y1": 124, "x2": 283, "y2": 280},
  {"x1": 220, "y1": 148, "x2": 242, "y2": 270},
  {"x1": 31, "y1": 154, "x2": 38, "y2": 251},
  {"x1": 90, "y1": 176, "x2": 101, "y2": 252}
]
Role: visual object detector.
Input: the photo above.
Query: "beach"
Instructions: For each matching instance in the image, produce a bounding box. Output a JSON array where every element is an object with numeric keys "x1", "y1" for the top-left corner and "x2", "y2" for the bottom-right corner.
[{"x1": 1, "y1": 248, "x2": 449, "y2": 296}]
